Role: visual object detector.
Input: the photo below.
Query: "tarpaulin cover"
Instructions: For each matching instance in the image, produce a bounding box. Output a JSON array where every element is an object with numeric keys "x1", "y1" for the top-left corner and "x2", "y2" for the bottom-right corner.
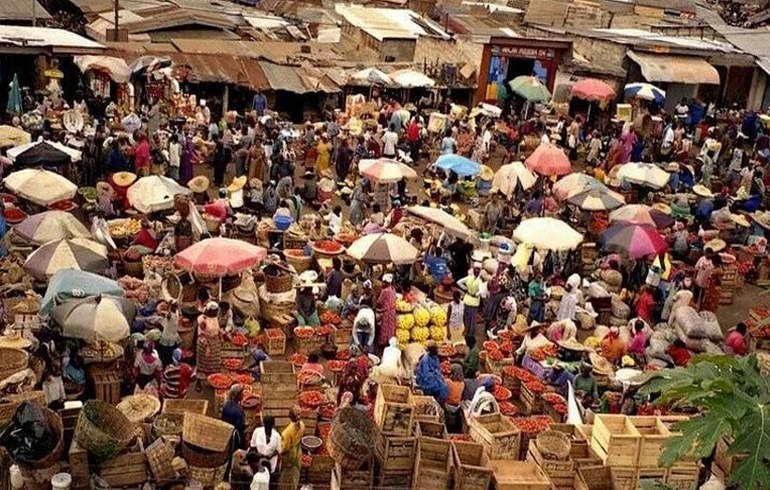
[{"x1": 0, "y1": 401, "x2": 55, "y2": 463}]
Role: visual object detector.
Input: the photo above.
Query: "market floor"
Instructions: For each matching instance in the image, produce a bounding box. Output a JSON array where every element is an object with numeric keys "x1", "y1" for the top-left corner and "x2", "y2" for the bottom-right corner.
[{"x1": 717, "y1": 283, "x2": 767, "y2": 331}]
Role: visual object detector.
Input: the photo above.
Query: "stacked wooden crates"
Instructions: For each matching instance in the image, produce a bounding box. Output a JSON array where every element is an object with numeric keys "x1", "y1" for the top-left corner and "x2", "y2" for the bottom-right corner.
[
  {"x1": 468, "y1": 413, "x2": 521, "y2": 460},
  {"x1": 260, "y1": 361, "x2": 297, "y2": 429},
  {"x1": 373, "y1": 384, "x2": 415, "y2": 489},
  {"x1": 453, "y1": 440, "x2": 493, "y2": 490},
  {"x1": 720, "y1": 263, "x2": 738, "y2": 305},
  {"x1": 414, "y1": 437, "x2": 453, "y2": 490}
]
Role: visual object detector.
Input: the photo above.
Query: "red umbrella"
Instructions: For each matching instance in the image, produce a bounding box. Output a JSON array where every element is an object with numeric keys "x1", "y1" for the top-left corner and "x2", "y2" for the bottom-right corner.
[
  {"x1": 175, "y1": 237, "x2": 267, "y2": 275},
  {"x1": 525, "y1": 144, "x2": 571, "y2": 176},
  {"x1": 600, "y1": 223, "x2": 667, "y2": 259},
  {"x1": 571, "y1": 79, "x2": 616, "y2": 101}
]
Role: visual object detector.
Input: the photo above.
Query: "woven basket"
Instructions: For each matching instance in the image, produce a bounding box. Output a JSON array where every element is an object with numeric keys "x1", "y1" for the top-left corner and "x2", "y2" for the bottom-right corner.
[
  {"x1": 536, "y1": 430, "x2": 571, "y2": 461},
  {"x1": 146, "y1": 439, "x2": 176, "y2": 480},
  {"x1": 182, "y1": 413, "x2": 234, "y2": 452},
  {"x1": 74, "y1": 400, "x2": 135, "y2": 461},
  {"x1": 264, "y1": 271, "x2": 293, "y2": 293},
  {"x1": 152, "y1": 413, "x2": 184, "y2": 439},
  {"x1": 116, "y1": 394, "x2": 162, "y2": 423},
  {"x1": 181, "y1": 441, "x2": 230, "y2": 468},
  {"x1": 0, "y1": 391, "x2": 45, "y2": 424},
  {"x1": 17, "y1": 407, "x2": 65, "y2": 471},
  {"x1": 0, "y1": 348, "x2": 28, "y2": 383},
  {"x1": 284, "y1": 249, "x2": 311, "y2": 274},
  {"x1": 327, "y1": 407, "x2": 376, "y2": 470},
  {"x1": 188, "y1": 462, "x2": 227, "y2": 486}
]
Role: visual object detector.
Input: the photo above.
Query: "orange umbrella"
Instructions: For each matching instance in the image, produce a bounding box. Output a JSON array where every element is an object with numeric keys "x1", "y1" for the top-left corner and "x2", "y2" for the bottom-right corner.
[
  {"x1": 571, "y1": 79, "x2": 616, "y2": 101},
  {"x1": 525, "y1": 144, "x2": 571, "y2": 176}
]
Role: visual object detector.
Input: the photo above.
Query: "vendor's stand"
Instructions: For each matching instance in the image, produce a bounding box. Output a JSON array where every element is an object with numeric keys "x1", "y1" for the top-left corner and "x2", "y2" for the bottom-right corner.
[
  {"x1": 127, "y1": 175, "x2": 193, "y2": 214},
  {"x1": 3, "y1": 169, "x2": 77, "y2": 207},
  {"x1": 24, "y1": 238, "x2": 108, "y2": 281},
  {"x1": 14, "y1": 210, "x2": 90, "y2": 245},
  {"x1": 525, "y1": 145, "x2": 572, "y2": 176},
  {"x1": 492, "y1": 162, "x2": 537, "y2": 198},
  {"x1": 599, "y1": 223, "x2": 667, "y2": 259},
  {"x1": 7, "y1": 141, "x2": 81, "y2": 169},
  {"x1": 513, "y1": 218, "x2": 583, "y2": 251}
]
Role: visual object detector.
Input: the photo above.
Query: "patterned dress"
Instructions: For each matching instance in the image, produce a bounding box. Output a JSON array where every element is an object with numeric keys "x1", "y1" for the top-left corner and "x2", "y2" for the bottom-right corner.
[
  {"x1": 196, "y1": 315, "x2": 222, "y2": 376},
  {"x1": 376, "y1": 286, "x2": 397, "y2": 347}
]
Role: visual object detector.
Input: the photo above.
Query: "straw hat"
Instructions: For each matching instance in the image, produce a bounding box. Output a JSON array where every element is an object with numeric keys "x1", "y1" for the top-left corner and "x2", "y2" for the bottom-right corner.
[
  {"x1": 651, "y1": 202, "x2": 671, "y2": 215},
  {"x1": 188, "y1": 176, "x2": 210, "y2": 194},
  {"x1": 249, "y1": 178, "x2": 262, "y2": 189},
  {"x1": 557, "y1": 338, "x2": 587, "y2": 352},
  {"x1": 227, "y1": 176, "x2": 247, "y2": 192},
  {"x1": 589, "y1": 352, "x2": 614, "y2": 375},
  {"x1": 480, "y1": 165, "x2": 494, "y2": 181},
  {"x1": 731, "y1": 213, "x2": 750, "y2": 228},
  {"x1": 692, "y1": 184, "x2": 713, "y2": 198},
  {"x1": 752, "y1": 211, "x2": 770, "y2": 230},
  {"x1": 521, "y1": 320, "x2": 544, "y2": 333},
  {"x1": 96, "y1": 181, "x2": 114, "y2": 198},
  {"x1": 113, "y1": 171, "x2": 137, "y2": 187},
  {"x1": 705, "y1": 238, "x2": 726, "y2": 252},
  {"x1": 664, "y1": 162, "x2": 679, "y2": 172},
  {"x1": 0, "y1": 330, "x2": 33, "y2": 350}
]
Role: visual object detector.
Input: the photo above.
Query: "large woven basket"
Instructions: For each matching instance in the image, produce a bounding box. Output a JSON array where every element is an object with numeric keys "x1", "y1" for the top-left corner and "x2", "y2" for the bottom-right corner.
[
  {"x1": 116, "y1": 394, "x2": 162, "y2": 424},
  {"x1": 0, "y1": 348, "x2": 28, "y2": 383},
  {"x1": 264, "y1": 271, "x2": 293, "y2": 293},
  {"x1": 74, "y1": 400, "x2": 135, "y2": 461},
  {"x1": 536, "y1": 429, "x2": 571, "y2": 460},
  {"x1": 17, "y1": 406, "x2": 65, "y2": 471},
  {"x1": 284, "y1": 249, "x2": 311, "y2": 274},
  {"x1": 182, "y1": 413, "x2": 234, "y2": 452},
  {"x1": 0, "y1": 391, "x2": 45, "y2": 424},
  {"x1": 188, "y1": 462, "x2": 227, "y2": 486},
  {"x1": 146, "y1": 439, "x2": 176, "y2": 480},
  {"x1": 327, "y1": 407, "x2": 376, "y2": 470},
  {"x1": 181, "y1": 440, "x2": 230, "y2": 468}
]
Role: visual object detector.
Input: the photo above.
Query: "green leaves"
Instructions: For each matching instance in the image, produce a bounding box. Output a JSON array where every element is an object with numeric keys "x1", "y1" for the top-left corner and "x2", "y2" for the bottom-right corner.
[
  {"x1": 659, "y1": 416, "x2": 730, "y2": 467},
  {"x1": 729, "y1": 405, "x2": 770, "y2": 490}
]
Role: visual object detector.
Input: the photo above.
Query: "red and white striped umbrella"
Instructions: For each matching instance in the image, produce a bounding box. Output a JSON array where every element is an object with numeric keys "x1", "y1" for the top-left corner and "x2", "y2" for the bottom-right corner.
[
  {"x1": 346, "y1": 233, "x2": 419, "y2": 265},
  {"x1": 175, "y1": 237, "x2": 267, "y2": 276}
]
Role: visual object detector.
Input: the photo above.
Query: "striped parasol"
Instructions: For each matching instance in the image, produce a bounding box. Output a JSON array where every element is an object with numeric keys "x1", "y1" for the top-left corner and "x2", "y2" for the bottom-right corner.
[
  {"x1": 567, "y1": 187, "x2": 625, "y2": 211},
  {"x1": 14, "y1": 210, "x2": 91, "y2": 245},
  {"x1": 24, "y1": 238, "x2": 108, "y2": 281},
  {"x1": 175, "y1": 237, "x2": 267, "y2": 276},
  {"x1": 346, "y1": 232, "x2": 419, "y2": 265},
  {"x1": 600, "y1": 223, "x2": 668, "y2": 259}
]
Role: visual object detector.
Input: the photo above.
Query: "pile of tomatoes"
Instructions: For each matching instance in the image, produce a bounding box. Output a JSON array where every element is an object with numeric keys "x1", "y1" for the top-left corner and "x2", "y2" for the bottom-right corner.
[
  {"x1": 289, "y1": 353, "x2": 308, "y2": 366},
  {"x1": 498, "y1": 401, "x2": 518, "y2": 416},
  {"x1": 265, "y1": 328, "x2": 283, "y2": 339},
  {"x1": 511, "y1": 416, "x2": 552, "y2": 435},
  {"x1": 230, "y1": 334, "x2": 248, "y2": 347},
  {"x1": 222, "y1": 358, "x2": 243, "y2": 370},
  {"x1": 314, "y1": 325, "x2": 332, "y2": 337},
  {"x1": 207, "y1": 373, "x2": 233, "y2": 390},
  {"x1": 320, "y1": 311, "x2": 341, "y2": 325},
  {"x1": 298, "y1": 390, "x2": 324, "y2": 409},
  {"x1": 327, "y1": 360, "x2": 346, "y2": 372},
  {"x1": 493, "y1": 386, "x2": 512, "y2": 401}
]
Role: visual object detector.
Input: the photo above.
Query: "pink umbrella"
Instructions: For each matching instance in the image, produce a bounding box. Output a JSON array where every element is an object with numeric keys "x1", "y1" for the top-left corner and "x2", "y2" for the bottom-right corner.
[
  {"x1": 175, "y1": 237, "x2": 267, "y2": 276},
  {"x1": 525, "y1": 144, "x2": 571, "y2": 176},
  {"x1": 571, "y1": 79, "x2": 616, "y2": 101},
  {"x1": 600, "y1": 223, "x2": 667, "y2": 259}
]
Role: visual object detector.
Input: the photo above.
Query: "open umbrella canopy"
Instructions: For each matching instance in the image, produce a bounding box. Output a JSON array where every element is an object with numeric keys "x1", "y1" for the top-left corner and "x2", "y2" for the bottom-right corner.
[
  {"x1": 24, "y1": 238, "x2": 108, "y2": 281},
  {"x1": 492, "y1": 161, "x2": 537, "y2": 197},
  {"x1": 616, "y1": 163, "x2": 670, "y2": 189},
  {"x1": 600, "y1": 223, "x2": 668, "y2": 259},
  {"x1": 553, "y1": 173, "x2": 604, "y2": 200},
  {"x1": 7, "y1": 140, "x2": 82, "y2": 165},
  {"x1": 347, "y1": 232, "x2": 419, "y2": 265},
  {"x1": 568, "y1": 187, "x2": 625, "y2": 211},
  {"x1": 514, "y1": 217, "x2": 583, "y2": 251},
  {"x1": 3, "y1": 168, "x2": 77, "y2": 206},
  {"x1": 609, "y1": 204, "x2": 674, "y2": 228},
  {"x1": 571, "y1": 78, "x2": 616, "y2": 101},
  {"x1": 436, "y1": 154, "x2": 481, "y2": 177},
  {"x1": 525, "y1": 144, "x2": 571, "y2": 176},
  {"x1": 175, "y1": 237, "x2": 267, "y2": 276},
  {"x1": 508, "y1": 76, "x2": 551, "y2": 102},
  {"x1": 129, "y1": 55, "x2": 171, "y2": 75},
  {"x1": 0, "y1": 125, "x2": 30, "y2": 148},
  {"x1": 624, "y1": 83, "x2": 666, "y2": 105},
  {"x1": 405, "y1": 206, "x2": 472, "y2": 240},
  {"x1": 40, "y1": 269, "x2": 123, "y2": 317},
  {"x1": 127, "y1": 175, "x2": 193, "y2": 213},
  {"x1": 359, "y1": 158, "x2": 418, "y2": 184},
  {"x1": 389, "y1": 69, "x2": 435, "y2": 88},
  {"x1": 14, "y1": 210, "x2": 91, "y2": 245},
  {"x1": 52, "y1": 295, "x2": 134, "y2": 343},
  {"x1": 349, "y1": 68, "x2": 393, "y2": 86}
]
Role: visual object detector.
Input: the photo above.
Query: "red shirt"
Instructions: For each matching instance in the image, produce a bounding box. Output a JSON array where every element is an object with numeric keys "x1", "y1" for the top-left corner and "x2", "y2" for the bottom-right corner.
[
  {"x1": 135, "y1": 140, "x2": 151, "y2": 172},
  {"x1": 668, "y1": 345, "x2": 691, "y2": 366},
  {"x1": 725, "y1": 330, "x2": 747, "y2": 356},
  {"x1": 635, "y1": 292, "x2": 655, "y2": 325},
  {"x1": 407, "y1": 122, "x2": 420, "y2": 143}
]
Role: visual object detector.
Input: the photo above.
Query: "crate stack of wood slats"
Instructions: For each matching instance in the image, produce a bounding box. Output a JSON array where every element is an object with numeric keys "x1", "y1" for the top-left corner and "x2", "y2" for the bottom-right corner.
[
  {"x1": 259, "y1": 360, "x2": 297, "y2": 429},
  {"x1": 373, "y1": 384, "x2": 415, "y2": 489}
]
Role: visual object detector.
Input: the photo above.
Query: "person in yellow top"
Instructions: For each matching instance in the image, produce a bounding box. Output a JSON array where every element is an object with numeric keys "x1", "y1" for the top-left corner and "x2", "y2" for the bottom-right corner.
[
  {"x1": 280, "y1": 405, "x2": 306, "y2": 490},
  {"x1": 457, "y1": 263, "x2": 484, "y2": 337},
  {"x1": 315, "y1": 134, "x2": 331, "y2": 176}
]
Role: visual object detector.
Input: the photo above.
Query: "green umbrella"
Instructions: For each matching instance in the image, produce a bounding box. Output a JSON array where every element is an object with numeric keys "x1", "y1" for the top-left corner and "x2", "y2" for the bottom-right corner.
[
  {"x1": 6, "y1": 74, "x2": 22, "y2": 115},
  {"x1": 508, "y1": 75, "x2": 551, "y2": 103}
]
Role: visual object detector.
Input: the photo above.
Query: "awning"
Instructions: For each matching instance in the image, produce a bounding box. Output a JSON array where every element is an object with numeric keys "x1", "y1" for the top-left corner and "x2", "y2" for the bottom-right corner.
[
  {"x1": 74, "y1": 55, "x2": 131, "y2": 83},
  {"x1": 627, "y1": 51, "x2": 720, "y2": 85},
  {"x1": 757, "y1": 57, "x2": 770, "y2": 77},
  {"x1": 259, "y1": 61, "x2": 339, "y2": 94}
]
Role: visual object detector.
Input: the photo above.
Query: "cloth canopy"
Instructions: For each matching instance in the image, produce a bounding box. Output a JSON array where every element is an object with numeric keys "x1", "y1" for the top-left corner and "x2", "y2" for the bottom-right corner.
[
  {"x1": 600, "y1": 223, "x2": 668, "y2": 259},
  {"x1": 3, "y1": 168, "x2": 77, "y2": 206},
  {"x1": 627, "y1": 51, "x2": 720, "y2": 85},
  {"x1": 492, "y1": 161, "x2": 537, "y2": 197},
  {"x1": 127, "y1": 175, "x2": 193, "y2": 213},
  {"x1": 513, "y1": 218, "x2": 583, "y2": 251},
  {"x1": 553, "y1": 173, "x2": 604, "y2": 200},
  {"x1": 359, "y1": 158, "x2": 418, "y2": 184},
  {"x1": 40, "y1": 269, "x2": 123, "y2": 318},
  {"x1": 389, "y1": 69, "x2": 435, "y2": 88},
  {"x1": 52, "y1": 295, "x2": 134, "y2": 343},
  {"x1": 436, "y1": 154, "x2": 481, "y2": 177},
  {"x1": 571, "y1": 78, "x2": 616, "y2": 101},
  {"x1": 525, "y1": 144, "x2": 571, "y2": 175},
  {"x1": 349, "y1": 68, "x2": 393, "y2": 86},
  {"x1": 175, "y1": 237, "x2": 267, "y2": 276},
  {"x1": 24, "y1": 238, "x2": 108, "y2": 281},
  {"x1": 508, "y1": 76, "x2": 551, "y2": 102},
  {"x1": 346, "y1": 232, "x2": 419, "y2": 265},
  {"x1": 74, "y1": 55, "x2": 131, "y2": 83},
  {"x1": 7, "y1": 140, "x2": 82, "y2": 165},
  {"x1": 15, "y1": 210, "x2": 91, "y2": 245},
  {"x1": 405, "y1": 206, "x2": 472, "y2": 240},
  {"x1": 0, "y1": 125, "x2": 31, "y2": 148}
]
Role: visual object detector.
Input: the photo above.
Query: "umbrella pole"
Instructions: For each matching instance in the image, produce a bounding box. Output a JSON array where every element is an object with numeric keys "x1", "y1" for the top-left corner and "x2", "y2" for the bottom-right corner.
[
  {"x1": 587, "y1": 103, "x2": 592, "y2": 123},
  {"x1": 219, "y1": 276, "x2": 223, "y2": 301}
]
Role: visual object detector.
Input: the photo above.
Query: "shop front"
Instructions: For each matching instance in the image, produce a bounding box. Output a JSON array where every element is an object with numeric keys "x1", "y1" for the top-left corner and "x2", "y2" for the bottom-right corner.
[{"x1": 477, "y1": 37, "x2": 571, "y2": 104}]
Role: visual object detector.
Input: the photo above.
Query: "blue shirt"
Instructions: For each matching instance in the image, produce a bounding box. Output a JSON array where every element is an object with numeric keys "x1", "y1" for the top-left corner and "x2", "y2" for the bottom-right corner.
[
  {"x1": 695, "y1": 199, "x2": 714, "y2": 222},
  {"x1": 253, "y1": 93, "x2": 267, "y2": 115},
  {"x1": 424, "y1": 254, "x2": 449, "y2": 282}
]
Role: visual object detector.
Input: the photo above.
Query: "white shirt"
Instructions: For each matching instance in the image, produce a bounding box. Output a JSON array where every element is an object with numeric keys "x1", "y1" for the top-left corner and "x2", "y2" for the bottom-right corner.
[
  {"x1": 382, "y1": 131, "x2": 398, "y2": 156},
  {"x1": 250, "y1": 427, "x2": 281, "y2": 472},
  {"x1": 662, "y1": 127, "x2": 674, "y2": 148},
  {"x1": 540, "y1": 134, "x2": 550, "y2": 146},
  {"x1": 250, "y1": 470, "x2": 270, "y2": 490},
  {"x1": 169, "y1": 142, "x2": 181, "y2": 168},
  {"x1": 328, "y1": 212, "x2": 342, "y2": 235}
]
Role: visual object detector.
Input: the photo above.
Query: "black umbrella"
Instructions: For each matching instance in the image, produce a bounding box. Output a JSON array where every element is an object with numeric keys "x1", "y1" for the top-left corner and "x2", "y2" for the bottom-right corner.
[{"x1": 14, "y1": 141, "x2": 72, "y2": 167}]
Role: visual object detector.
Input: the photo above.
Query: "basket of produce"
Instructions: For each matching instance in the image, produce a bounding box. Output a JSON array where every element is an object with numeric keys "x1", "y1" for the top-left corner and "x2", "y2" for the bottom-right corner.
[
  {"x1": 152, "y1": 413, "x2": 183, "y2": 438},
  {"x1": 310, "y1": 240, "x2": 345, "y2": 258},
  {"x1": 116, "y1": 394, "x2": 162, "y2": 424},
  {"x1": 207, "y1": 373, "x2": 234, "y2": 390},
  {"x1": 536, "y1": 429, "x2": 571, "y2": 460},
  {"x1": 0, "y1": 348, "x2": 28, "y2": 383},
  {"x1": 327, "y1": 407, "x2": 376, "y2": 470},
  {"x1": 182, "y1": 413, "x2": 234, "y2": 452},
  {"x1": 298, "y1": 390, "x2": 325, "y2": 410},
  {"x1": 78, "y1": 186, "x2": 98, "y2": 203},
  {"x1": 74, "y1": 400, "x2": 135, "y2": 461},
  {"x1": 284, "y1": 249, "x2": 311, "y2": 274},
  {"x1": 262, "y1": 262, "x2": 294, "y2": 294}
]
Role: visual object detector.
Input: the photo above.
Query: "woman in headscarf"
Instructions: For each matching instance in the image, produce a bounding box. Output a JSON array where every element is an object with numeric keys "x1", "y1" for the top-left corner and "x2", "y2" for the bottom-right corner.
[
  {"x1": 162, "y1": 348, "x2": 196, "y2": 399},
  {"x1": 349, "y1": 179, "x2": 369, "y2": 227},
  {"x1": 222, "y1": 384, "x2": 247, "y2": 449},
  {"x1": 557, "y1": 273, "x2": 581, "y2": 321},
  {"x1": 196, "y1": 302, "x2": 222, "y2": 377},
  {"x1": 180, "y1": 132, "x2": 196, "y2": 183},
  {"x1": 415, "y1": 342, "x2": 448, "y2": 402},
  {"x1": 133, "y1": 340, "x2": 162, "y2": 389},
  {"x1": 376, "y1": 274, "x2": 397, "y2": 348},
  {"x1": 337, "y1": 360, "x2": 364, "y2": 405}
]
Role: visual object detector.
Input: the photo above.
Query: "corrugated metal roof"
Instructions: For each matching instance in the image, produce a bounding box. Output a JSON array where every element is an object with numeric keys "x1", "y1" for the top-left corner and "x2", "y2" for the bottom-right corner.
[
  {"x1": 627, "y1": 50, "x2": 720, "y2": 84},
  {"x1": 68, "y1": 0, "x2": 166, "y2": 15},
  {"x1": 0, "y1": 26, "x2": 104, "y2": 53},
  {"x1": 588, "y1": 28, "x2": 740, "y2": 53},
  {"x1": 123, "y1": 10, "x2": 238, "y2": 33},
  {"x1": 258, "y1": 61, "x2": 339, "y2": 93},
  {"x1": 0, "y1": 1, "x2": 51, "y2": 20},
  {"x1": 334, "y1": 4, "x2": 449, "y2": 41}
]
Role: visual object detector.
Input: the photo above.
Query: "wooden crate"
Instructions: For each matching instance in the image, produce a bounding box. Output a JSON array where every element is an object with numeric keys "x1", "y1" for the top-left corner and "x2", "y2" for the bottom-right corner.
[
  {"x1": 90, "y1": 371, "x2": 121, "y2": 405},
  {"x1": 575, "y1": 466, "x2": 636, "y2": 490},
  {"x1": 666, "y1": 465, "x2": 701, "y2": 490},
  {"x1": 637, "y1": 468, "x2": 667, "y2": 487},
  {"x1": 658, "y1": 416, "x2": 700, "y2": 469},
  {"x1": 630, "y1": 416, "x2": 672, "y2": 467},
  {"x1": 265, "y1": 329, "x2": 287, "y2": 356},
  {"x1": 519, "y1": 382, "x2": 543, "y2": 415},
  {"x1": 453, "y1": 440, "x2": 492, "y2": 490},
  {"x1": 374, "y1": 384, "x2": 414, "y2": 436},
  {"x1": 375, "y1": 433, "x2": 417, "y2": 471},
  {"x1": 468, "y1": 413, "x2": 521, "y2": 460},
  {"x1": 61, "y1": 404, "x2": 82, "y2": 450},
  {"x1": 331, "y1": 462, "x2": 374, "y2": 490},
  {"x1": 527, "y1": 440, "x2": 574, "y2": 485},
  {"x1": 162, "y1": 398, "x2": 209, "y2": 415},
  {"x1": 260, "y1": 360, "x2": 296, "y2": 385},
  {"x1": 221, "y1": 340, "x2": 248, "y2": 359},
  {"x1": 413, "y1": 394, "x2": 441, "y2": 422},
  {"x1": 549, "y1": 423, "x2": 588, "y2": 458},
  {"x1": 375, "y1": 465, "x2": 413, "y2": 489},
  {"x1": 305, "y1": 454, "x2": 335, "y2": 485},
  {"x1": 570, "y1": 443, "x2": 602, "y2": 469},
  {"x1": 414, "y1": 437, "x2": 452, "y2": 490},
  {"x1": 68, "y1": 439, "x2": 90, "y2": 490},
  {"x1": 99, "y1": 439, "x2": 148, "y2": 487},
  {"x1": 491, "y1": 460, "x2": 551, "y2": 490},
  {"x1": 414, "y1": 419, "x2": 448, "y2": 439},
  {"x1": 714, "y1": 436, "x2": 747, "y2": 476},
  {"x1": 590, "y1": 415, "x2": 640, "y2": 467}
]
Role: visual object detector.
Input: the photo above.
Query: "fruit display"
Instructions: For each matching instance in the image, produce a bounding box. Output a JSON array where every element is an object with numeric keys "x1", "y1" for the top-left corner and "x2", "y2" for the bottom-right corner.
[
  {"x1": 233, "y1": 374, "x2": 253, "y2": 386},
  {"x1": 311, "y1": 240, "x2": 344, "y2": 254},
  {"x1": 298, "y1": 390, "x2": 324, "y2": 409},
  {"x1": 511, "y1": 416, "x2": 552, "y2": 435},
  {"x1": 222, "y1": 358, "x2": 243, "y2": 370},
  {"x1": 81, "y1": 340, "x2": 120, "y2": 361},
  {"x1": 208, "y1": 373, "x2": 233, "y2": 390},
  {"x1": 493, "y1": 385, "x2": 512, "y2": 401},
  {"x1": 294, "y1": 326, "x2": 314, "y2": 338},
  {"x1": 314, "y1": 325, "x2": 332, "y2": 337},
  {"x1": 530, "y1": 344, "x2": 558, "y2": 361},
  {"x1": 413, "y1": 306, "x2": 430, "y2": 327},
  {"x1": 440, "y1": 360, "x2": 451, "y2": 375},
  {"x1": 430, "y1": 306, "x2": 447, "y2": 327},
  {"x1": 118, "y1": 276, "x2": 151, "y2": 303},
  {"x1": 396, "y1": 299, "x2": 414, "y2": 313},
  {"x1": 289, "y1": 353, "x2": 308, "y2": 366},
  {"x1": 109, "y1": 218, "x2": 142, "y2": 238},
  {"x1": 327, "y1": 360, "x2": 346, "y2": 372},
  {"x1": 397, "y1": 313, "x2": 415, "y2": 330},
  {"x1": 411, "y1": 326, "x2": 430, "y2": 342},
  {"x1": 230, "y1": 334, "x2": 248, "y2": 347},
  {"x1": 319, "y1": 311, "x2": 341, "y2": 325},
  {"x1": 498, "y1": 401, "x2": 518, "y2": 416},
  {"x1": 395, "y1": 329, "x2": 411, "y2": 345},
  {"x1": 430, "y1": 325, "x2": 446, "y2": 341}
]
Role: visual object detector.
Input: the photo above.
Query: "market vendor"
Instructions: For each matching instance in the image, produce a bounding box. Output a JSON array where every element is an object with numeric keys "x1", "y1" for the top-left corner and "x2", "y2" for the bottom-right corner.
[
  {"x1": 251, "y1": 414, "x2": 281, "y2": 478},
  {"x1": 162, "y1": 348, "x2": 195, "y2": 399},
  {"x1": 376, "y1": 274, "x2": 397, "y2": 348},
  {"x1": 158, "y1": 301, "x2": 181, "y2": 366},
  {"x1": 96, "y1": 182, "x2": 116, "y2": 217},
  {"x1": 352, "y1": 307, "x2": 375, "y2": 353},
  {"x1": 133, "y1": 340, "x2": 162, "y2": 391},
  {"x1": 527, "y1": 270, "x2": 548, "y2": 323},
  {"x1": 574, "y1": 362, "x2": 599, "y2": 406},
  {"x1": 295, "y1": 283, "x2": 320, "y2": 326},
  {"x1": 516, "y1": 322, "x2": 551, "y2": 360},
  {"x1": 725, "y1": 322, "x2": 748, "y2": 356},
  {"x1": 461, "y1": 335, "x2": 480, "y2": 378},
  {"x1": 600, "y1": 326, "x2": 625, "y2": 364},
  {"x1": 457, "y1": 263, "x2": 484, "y2": 337},
  {"x1": 222, "y1": 384, "x2": 247, "y2": 449},
  {"x1": 280, "y1": 406, "x2": 305, "y2": 490},
  {"x1": 197, "y1": 301, "x2": 222, "y2": 378},
  {"x1": 204, "y1": 189, "x2": 231, "y2": 223},
  {"x1": 557, "y1": 273, "x2": 581, "y2": 321},
  {"x1": 416, "y1": 341, "x2": 448, "y2": 402},
  {"x1": 132, "y1": 218, "x2": 159, "y2": 251}
]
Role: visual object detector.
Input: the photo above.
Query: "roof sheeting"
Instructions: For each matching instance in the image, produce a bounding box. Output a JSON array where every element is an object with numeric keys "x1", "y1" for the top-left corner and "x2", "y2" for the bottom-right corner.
[
  {"x1": 0, "y1": 26, "x2": 104, "y2": 53},
  {"x1": 334, "y1": 4, "x2": 449, "y2": 41},
  {"x1": 0, "y1": 1, "x2": 51, "y2": 20},
  {"x1": 627, "y1": 50, "x2": 720, "y2": 84},
  {"x1": 259, "y1": 61, "x2": 339, "y2": 93}
]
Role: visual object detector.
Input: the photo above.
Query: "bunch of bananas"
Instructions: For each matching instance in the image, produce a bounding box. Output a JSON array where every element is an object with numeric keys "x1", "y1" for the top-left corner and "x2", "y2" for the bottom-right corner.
[
  {"x1": 396, "y1": 329, "x2": 411, "y2": 345},
  {"x1": 396, "y1": 299, "x2": 414, "y2": 313},
  {"x1": 397, "y1": 313, "x2": 415, "y2": 330},
  {"x1": 430, "y1": 306, "x2": 447, "y2": 327},
  {"x1": 411, "y1": 326, "x2": 430, "y2": 342},
  {"x1": 414, "y1": 306, "x2": 430, "y2": 327},
  {"x1": 430, "y1": 326, "x2": 446, "y2": 341}
]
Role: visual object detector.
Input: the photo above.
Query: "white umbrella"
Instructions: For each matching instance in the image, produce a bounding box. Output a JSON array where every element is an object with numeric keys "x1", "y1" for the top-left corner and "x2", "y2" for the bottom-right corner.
[
  {"x1": 52, "y1": 295, "x2": 134, "y2": 343},
  {"x1": 127, "y1": 175, "x2": 193, "y2": 213},
  {"x1": 492, "y1": 162, "x2": 537, "y2": 197},
  {"x1": 616, "y1": 163, "x2": 670, "y2": 189},
  {"x1": 349, "y1": 68, "x2": 393, "y2": 86},
  {"x1": 347, "y1": 233, "x2": 419, "y2": 265},
  {"x1": 359, "y1": 158, "x2": 418, "y2": 184},
  {"x1": 389, "y1": 69, "x2": 435, "y2": 88},
  {"x1": 513, "y1": 217, "x2": 583, "y2": 251},
  {"x1": 14, "y1": 210, "x2": 91, "y2": 245},
  {"x1": 24, "y1": 238, "x2": 108, "y2": 281},
  {"x1": 3, "y1": 168, "x2": 77, "y2": 206},
  {"x1": 405, "y1": 206, "x2": 472, "y2": 240}
]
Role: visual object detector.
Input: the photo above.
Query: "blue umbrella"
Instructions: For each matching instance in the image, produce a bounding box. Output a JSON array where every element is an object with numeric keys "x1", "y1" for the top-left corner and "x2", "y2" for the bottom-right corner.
[
  {"x1": 624, "y1": 83, "x2": 665, "y2": 105},
  {"x1": 436, "y1": 154, "x2": 481, "y2": 177},
  {"x1": 6, "y1": 73, "x2": 21, "y2": 114},
  {"x1": 40, "y1": 269, "x2": 124, "y2": 317}
]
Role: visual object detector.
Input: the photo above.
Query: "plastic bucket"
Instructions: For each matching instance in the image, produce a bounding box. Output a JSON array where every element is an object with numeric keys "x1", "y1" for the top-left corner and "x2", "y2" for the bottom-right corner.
[{"x1": 51, "y1": 473, "x2": 71, "y2": 490}]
